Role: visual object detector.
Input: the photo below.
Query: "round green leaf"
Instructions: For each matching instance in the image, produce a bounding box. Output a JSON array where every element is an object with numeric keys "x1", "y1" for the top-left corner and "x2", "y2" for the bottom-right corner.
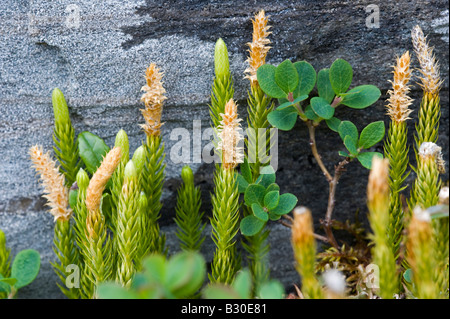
[
  {"x1": 357, "y1": 152, "x2": 383, "y2": 169},
  {"x1": 265, "y1": 183, "x2": 280, "y2": 194},
  {"x1": 311, "y1": 97, "x2": 335, "y2": 120},
  {"x1": 11, "y1": 249, "x2": 40, "y2": 289},
  {"x1": 97, "y1": 282, "x2": 138, "y2": 299},
  {"x1": 244, "y1": 184, "x2": 266, "y2": 207},
  {"x1": 78, "y1": 131, "x2": 110, "y2": 174},
  {"x1": 275, "y1": 60, "x2": 299, "y2": 94},
  {"x1": 293, "y1": 61, "x2": 316, "y2": 97},
  {"x1": 329, "y1": 59, "x2": 353, "y2": 94},
  {"x1": 268, "y1": 211, "x2": 282, "y2": 221},
  {"x1": 317, "y1": 68, "x2": 335, "y2": 103},
  {"x1": 344, "y1": 136, "x2": 358, "y2": 156},
  {"x1": 304, "y1": 104, "x2": 320, "y2": 121},
  {"x1": 270, "y1": 193, "x2": 298, "y2": 215},
  {"x1": 403, "y1": 269, "x2": 413, "y2": 284},
  {"x1": 232, "y1": 270, "x2": 252, "y2": 299},
  {"x1": 267, "y1": 106, "x2": 298, "y2": 131},
  {"x1": 142, "y1": 254, "x2": 166, "y2": 284},
  {"x1": 257, "y1": 64, "x2": 287, "y2": 99},
  {"x1": 264, "y1": 191, "x2": 280, "y2": 211},
  {"x1": 338, "y1": 120, "x2": 359, "y2": 143},
  {"x1": 240, "y1": 215, "x2": 266, "y2": 236},
  {"x1": 236, "y1": 174, "x2": 249, "y2": 194},
  {"x1": 252, "y1": 203, "x2": 269, "y2": 222},
  {"x1": 258, "y1": 280, "x2": 284, "y2": 299},
  {"x1": 325, "y1": 117, "x2": 341, "y2": 132},
  {"x1": 203, "y1": 285, "x2": 241, "y2": 299},
  {"x1": 358, "y1": 121, "x2": 385, "y2": 149},
  {"x1": 165, "y1": 251, "x2": 206, "y2": 298},
  {"x1": 341, "y1": 85, "x2": 381, "y2": 109},
  {"x1": 255, "y1": 165, "x2": 276, "y2": 188}
]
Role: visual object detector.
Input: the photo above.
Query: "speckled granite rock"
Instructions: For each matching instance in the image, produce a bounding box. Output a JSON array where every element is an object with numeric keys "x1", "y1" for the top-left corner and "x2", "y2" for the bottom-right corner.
[{"x1": 0, "y1": 0, "x2": 448, "y2": 298}]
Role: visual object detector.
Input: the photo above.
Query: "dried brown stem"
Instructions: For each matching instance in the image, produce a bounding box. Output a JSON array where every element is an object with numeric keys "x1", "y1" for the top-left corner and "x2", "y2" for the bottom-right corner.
[
  {"x1": 307, "y1": 121, "x2": 332, "y2": 182},
  {"x1": 306, "y1": 121, "x2": 350, "y2": 250}
]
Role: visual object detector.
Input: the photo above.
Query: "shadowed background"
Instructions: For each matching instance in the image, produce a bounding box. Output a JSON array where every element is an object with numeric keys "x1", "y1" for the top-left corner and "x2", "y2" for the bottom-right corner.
[{"x1": 0, "y1": 0, "x2": 448, "y2": 298}]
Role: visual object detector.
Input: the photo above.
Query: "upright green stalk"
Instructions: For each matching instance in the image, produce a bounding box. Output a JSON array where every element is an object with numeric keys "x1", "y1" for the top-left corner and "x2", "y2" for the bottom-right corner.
[
  {"x1": 84, "y1": 147, "x2": 121, "y2": 296},
  {"x1": 115, "y1": 161, "x2": 141, "y2": 287},
  {"x1": 51, "y1": 219, "x2": 80, "y2": 299},
  {"x1": 412, "y1": 142, "x2": 447, "y2": 295},
  {"x1": 109, "y1": 129, "x2": 130, "y2": 232},
  {"x1": 209, "y1": 99, "x2": 242, "y2": 284},
  {"x1": 174, "y1": 166, "x2": 205, "y2": 251},
  {"x1": 242, "y1": 10, "x2": 273, "y2": 293},
  {"x1": 407, "y1": 208, "x2": 441, "y2": 299},
  {"x1": 410, "y1": 25, "x2": 442, "y2": 209},
  {"x1": 72, "y1": 168, "x2": 95, "y2": 299},
  {"x1": 209, "y1": 166, "x2": 241, "y2": 284},
  {"x1": 142, "y1": 135, "x2": 166, "y2": 255},
  {"x1": 0, "y1": 229, "x2": 11, "y2": 299},
  {"x1": 109, "y1": 130, "x2": 130, "y2": 276},
  {"x1": 383, "y1": 51, "x2": 413, "y2": 257},
  {"x1": 139, "y1": 63, "x2": 167, "y2": 256},
  {"x1": 29, "y1": 145, "x2": 79, "y2": 299},
  {"x1": 291, "y1": 207, "x2": 324, "y2": 299},
  {"x1": 51, "y1": 88, "x2": 80, "y2": 187},
  {"x1": 0, "y1": 229, "x2": 11, "y2": 278},
  {"x1": 210, "y1": 38, "x2": 234, "y2": 129},
  {"x1": 367, "y1": 158, "x2": 399, "y2": 299}
]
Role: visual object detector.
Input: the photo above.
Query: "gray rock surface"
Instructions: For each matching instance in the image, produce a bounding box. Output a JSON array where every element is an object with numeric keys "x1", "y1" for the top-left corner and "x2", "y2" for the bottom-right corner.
[{"x1": 0, "y1": 0, "x2": 448, "y2": 298}]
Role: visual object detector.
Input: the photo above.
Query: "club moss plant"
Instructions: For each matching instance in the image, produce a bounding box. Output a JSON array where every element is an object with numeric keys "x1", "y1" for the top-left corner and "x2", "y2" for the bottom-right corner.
[{"x1": 24, "y1": 11, "x2": 448, "y2": 300}]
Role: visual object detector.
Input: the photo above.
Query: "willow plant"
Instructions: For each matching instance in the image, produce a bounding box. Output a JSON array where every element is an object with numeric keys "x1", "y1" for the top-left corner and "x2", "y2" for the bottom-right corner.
[
  {"x1": 367, "y1": 157, "x2": 399, "y2": 299},
  {"x1": 140, "y1": 63, "x2": 167, "y2": 255},
  {"x1": 174, "y1": 166, "x2": 205, "y2": 252},
  {"x1": 29, "y1": 145, "x2": 79, "y2": 299},
  {"x1": 242, "y1": 9, "x2": 274, "y2": 292},
  {"x1": 51, "y1": 88, "x2": 80, "y2": 187},
  {"x1": 291, "y1": 206, "x2": 324, "y2": 299},
  {"x1": 84, "y1": 147, "x2": 121, "y2": 293},
  {"x1": 383, "y1": 51, "x2": 413, "y2": 257},
  {"x1": 209, "y1": 99, "x2": 243, "y2": 284}
]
